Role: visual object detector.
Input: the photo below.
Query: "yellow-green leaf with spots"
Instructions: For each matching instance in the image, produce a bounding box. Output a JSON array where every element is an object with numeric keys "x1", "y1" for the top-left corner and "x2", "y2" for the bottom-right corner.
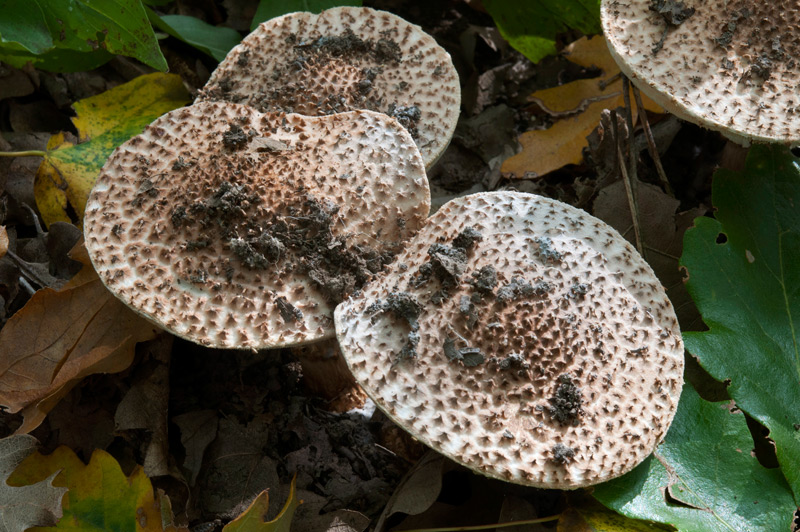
[
  {"x1": 34, "y1": 73, "x2": 190, "y2": 228},
  {"x1": 7, "y1": 446, "x2": 188, "y2": 531},
  {"x1": 558, "y1": 500, "x2": 674, "y2": 531}
]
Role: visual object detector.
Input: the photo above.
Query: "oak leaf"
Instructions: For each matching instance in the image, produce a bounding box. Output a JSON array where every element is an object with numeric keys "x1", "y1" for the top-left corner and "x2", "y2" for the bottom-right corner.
[
  {"x1": 223, "y1": 476, "x2": 302, "y2": 532},
  {"x1": 501, "y1": 36, "x2": 661, "y2": 178},
  {"x1": 0, "y1": 242, "x2": 158, "y2": 433},
  {"x1": 7, "y1": 445, "x2": 188, "y2": 531},
  {"x1": 0, "y1": 435, "x2": 66, "y2": 532}
]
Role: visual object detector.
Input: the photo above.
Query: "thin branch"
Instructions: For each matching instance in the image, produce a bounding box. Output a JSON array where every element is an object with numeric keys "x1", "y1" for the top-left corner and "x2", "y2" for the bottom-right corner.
[
  {"x1": 396, "y1": 514, "x2": 561, "y2": 532},
  {"x1": 632, "y1": 84, "x2": 673, "y2": 196},
  {"x1": 0, "y1": 150, "x2": 46, "y2": 157}
]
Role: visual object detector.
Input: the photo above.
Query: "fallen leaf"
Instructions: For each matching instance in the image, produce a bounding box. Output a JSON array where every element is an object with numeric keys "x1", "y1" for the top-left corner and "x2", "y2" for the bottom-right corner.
[
  {"x1": 0, "y1": 226, "x2": 7, "y2": 259},
  {"x1": 223, "y1": 476, "x2": 302, "y2": 532},
  {"x1": 0, "y1": 435, "x2": 66, "y2": 532},
  {"x1": 114, "y1": 335, "x2": 173, "y2": 477},
  {"x1": 501, "y1": 36, "x2": 661, "y2": 178},
  {"x1": 7, "y1": 446, "x2": 188, "y2": 531},
  {"x1": 173, "y1": 409, "x2": 219, "y2": 486},
  {"x1": 593, "y1": 180, "x2": 704, "y2": 329},
  {"x1": 34, "y1": 73, "x2": 190, "y2": 227},
  {"x1": 0, "y1": 241, "x2": 159, "y2": 433}
]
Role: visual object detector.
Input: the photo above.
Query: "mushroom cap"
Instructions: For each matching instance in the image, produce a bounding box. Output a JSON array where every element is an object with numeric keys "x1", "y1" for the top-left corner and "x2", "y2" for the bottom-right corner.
[
  {"x1": 602, "y1": 0, "x2": 800, "y2": 144},
  {"x1": 197, "y1": 6, "x2": 461, "y2": 168},
  {"x1": 84, "y1": 101, "x2": 429, "y2": 350},
  {"x1": 334, "y1": 191, "x2": 683, "y2": 489}
]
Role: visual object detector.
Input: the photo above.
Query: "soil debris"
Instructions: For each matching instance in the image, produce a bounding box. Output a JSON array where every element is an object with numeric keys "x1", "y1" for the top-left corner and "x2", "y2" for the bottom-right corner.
[
  {"x1": 222, "y1": 124, "x2": 250, "y2": 148},
  {"x1": 368, "y1": 292, "x2": 423, "y2": 362},
  {"x1": 534, "y1": 236, "x2": 562, "y2": 262},
  {"x1": 551, "y1": 443, "x2": 576, "y2": 465},
  {"x1": 649, "y1": 0, "x2": 696, "y2": 54},
  {"x1": 452, "y1": 226, "x2": 483, "y2": 250},
  {"x1": 459, "y1": 295, "x2": 479, "y2": 329},
  {"x1": 548, "y1": 374, "x2": 584, "y2": 425},
  {"x1": 496, "y1": 277, "x2": 550, "y2": 303},
  {"x1": 276, "y1": 296, "x2": 303, "y2": 323},
  {"x1": 443, "y1": 336, "x2": 485, "y2": 367},
  {"x1": 470, "y1": 265, "x2": 497, "y2": 295},
  {"x1": 413, "y1": 227, "x2": 483, "y2": 302}
]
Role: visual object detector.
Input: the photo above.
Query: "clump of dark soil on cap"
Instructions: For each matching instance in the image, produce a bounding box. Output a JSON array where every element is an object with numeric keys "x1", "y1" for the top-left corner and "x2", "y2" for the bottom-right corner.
[{"x1": 170, "y1": 181, "x2": 395, "y2": 307}]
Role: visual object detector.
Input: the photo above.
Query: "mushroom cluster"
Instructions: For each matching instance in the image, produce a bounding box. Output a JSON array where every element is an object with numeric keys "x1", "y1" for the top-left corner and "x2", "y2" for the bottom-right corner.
[
  {"x1": 602, "y1": 0, "x2": 800, "y2": 144},
  {"x1": 84, "y1": 6, "x2": 684, "y2": 490},
  {"x1": 335, "y1": 192, "x2": 684, "y2": 488},
  {"x1": 198, "y1": 6, "x2": 461, "y2": 168}
]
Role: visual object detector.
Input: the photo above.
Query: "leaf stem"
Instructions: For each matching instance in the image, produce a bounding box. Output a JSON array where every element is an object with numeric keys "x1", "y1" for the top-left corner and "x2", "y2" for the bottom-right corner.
[
  {"x1": 396, "y1": 514, "x2": 561, "y2": 532},
  {"x1": 0, "y1": 150, "x2": 46, "y2": 157}
]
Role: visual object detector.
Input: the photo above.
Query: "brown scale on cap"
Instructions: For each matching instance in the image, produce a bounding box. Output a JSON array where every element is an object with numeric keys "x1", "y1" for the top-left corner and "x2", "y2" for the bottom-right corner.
[
  {"x1": 84, "y1": 101, "x2": 429, "y2": 350},
  {"x1": 334, "y1": 192, "x2": 683, "y2": 489},
  {"x1": 603, "y1": 0, "x2": 800, "y2": 144},
  {"x1": 196, "y1": 6, "x2": 461, "y2": 168}
]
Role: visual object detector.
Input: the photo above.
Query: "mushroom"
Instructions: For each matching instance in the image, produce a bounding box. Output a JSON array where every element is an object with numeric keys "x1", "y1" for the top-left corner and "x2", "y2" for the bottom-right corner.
[
  {"x1": 197, "y1": 6, "x2": 461, "y2": 168},
  {"x1": 83, "y1": 101, "x2": 429, "y2": 350},
  {"x1": 602, "y1": 0, "x2": 800, "y2": 144},
  {"x1": 334, "y1": 191, "x2": 683, "y2": 488}
]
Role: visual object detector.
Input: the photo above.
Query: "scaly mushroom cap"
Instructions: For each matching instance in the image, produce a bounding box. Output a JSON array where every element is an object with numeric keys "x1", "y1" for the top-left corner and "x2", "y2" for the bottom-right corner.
[
  {"x1": 197, "y1": 6, "x2": 461, "y2": 168},
  {"x1": 334, "y1": 192, "x2": 683, "y2": 489},
  {"x1": 84, "y1": 101, "x2": 429, "y2": 350},
  {"x1": 602, "y1": 0, "x2": 800, "y2": 144}
]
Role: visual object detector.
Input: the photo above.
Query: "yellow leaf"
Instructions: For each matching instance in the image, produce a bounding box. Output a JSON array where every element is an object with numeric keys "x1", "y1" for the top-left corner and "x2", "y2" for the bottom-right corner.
[
  {"x1": 0, "y1": 242, "x2": 159, "y2": 433},
  {"x1": 223, "y1": 476, "x2": 302, "y2": 532},
  {"x1": 35, "y1": 73, "x2": 190, "y2": 228},
  {"x1": 8, "y1": 446, "x2": 189, "y2": 531},
  {"x1": 501, "y1": 36, "x2": 662, "y2": 179}
]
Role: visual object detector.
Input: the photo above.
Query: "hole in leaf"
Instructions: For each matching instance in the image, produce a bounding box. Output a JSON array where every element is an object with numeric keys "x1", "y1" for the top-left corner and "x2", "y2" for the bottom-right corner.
[
  {"x1": 715, "y1": 233, "x2": 728, "y2": 244},
  {"x1": 791, "y1": 146, "x2": 800, "y2": 157}
]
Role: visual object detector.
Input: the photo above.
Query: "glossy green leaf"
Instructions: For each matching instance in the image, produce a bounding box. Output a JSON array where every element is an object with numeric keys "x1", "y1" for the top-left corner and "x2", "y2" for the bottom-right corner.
[
  {"x1": 594, "y1": 384, "x2": 795, "y2": 532},
  {"x1": 0, "y1": 0, "x2": 166, "y2": 72},
  {"x1": 680, "y1": 145, "x2": 800, "y2": 502},
  {"x1": 250, "y1": 0, "x2": 362, "y2": 31},
  {"x1": 482, "y1": 0, "x2": 601, "y2": 64},
  {"x1": 147, "y1": 9, "x2": 241, "y2": 61}
]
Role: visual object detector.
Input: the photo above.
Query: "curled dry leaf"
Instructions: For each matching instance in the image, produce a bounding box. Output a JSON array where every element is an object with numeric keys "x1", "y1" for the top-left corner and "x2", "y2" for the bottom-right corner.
[
  {"x1": 0, "y1": 226, "x2": 8, "y2": 259},
  {"x1": 0, "y1": 241, "x2": 159, "y2": 433},
  {"x1": 501, "y1": 36, "x2": 661, "y2": 179}
]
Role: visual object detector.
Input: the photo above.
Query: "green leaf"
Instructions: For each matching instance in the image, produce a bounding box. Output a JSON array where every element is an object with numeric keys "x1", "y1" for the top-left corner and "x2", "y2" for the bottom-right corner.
[
  {"x1": 250, "y1": 0, "x2": 362, "y2": 31},
  {"x1": 482, "y1": 0, "x2": 601, "y2": 64},
  {"x1": 0, "y1": 0, "x2": 52, "y2": 53},
  {"x1": 594, "y1": 384, "x2": 795, "y2": 532},
  {"x1": 680, "y1": 145, "x2": 800, "y2": 502},
  {"x1": 34, "y1": 73, "x2": 191, "y2": 227},
  {"x1": 147, "y1": 10, "x2": 241, "y2": 61},
  {"x1": 0, "y1": 0, "x2": 166, "y2": 72}
]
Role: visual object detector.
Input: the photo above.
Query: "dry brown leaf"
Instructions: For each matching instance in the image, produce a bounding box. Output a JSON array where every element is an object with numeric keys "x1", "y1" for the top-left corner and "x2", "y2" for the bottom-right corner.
[
  {"x1": 0, "y1": 226, "x2": 8, "y2": 259},
  {"x1": 0, "y1": 240, "x2": 159, "y2": 433},
  {"x1": 502, "y1": 36, "x2": 662, "y2": 178}
]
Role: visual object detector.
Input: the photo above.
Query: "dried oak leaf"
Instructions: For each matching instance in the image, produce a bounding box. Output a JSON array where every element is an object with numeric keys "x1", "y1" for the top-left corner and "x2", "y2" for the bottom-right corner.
[
  {"x1": 0, "y1": 434, "x2": 66, "y2": 532},
  {"x1": 7, "y1": 445, "x2": 187, "y2": 531},
  {"x1": 501, "y1": 36, "x2": 661, "y2": 178},
  {"x1": 0, "y1": 241, "x2": 158, "y2": 433}
]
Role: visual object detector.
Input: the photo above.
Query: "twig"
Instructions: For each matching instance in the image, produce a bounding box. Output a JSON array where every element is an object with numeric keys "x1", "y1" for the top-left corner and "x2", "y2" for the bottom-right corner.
[
  {"x1": 611, "y1": 108, "x2": 645, "y2": 258},
  {"x1": 396, "y1": 514, "x2": 561, "y2": 532},
  {"x1": 0, "y1": 150, "x2": 46, "y2": 157},
  {"x1": 527, "y1": 93, "x2": 619, "y2": 119},
  {"x1": 631, "y1": 85, "x2": 673, "y2": 196}
]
